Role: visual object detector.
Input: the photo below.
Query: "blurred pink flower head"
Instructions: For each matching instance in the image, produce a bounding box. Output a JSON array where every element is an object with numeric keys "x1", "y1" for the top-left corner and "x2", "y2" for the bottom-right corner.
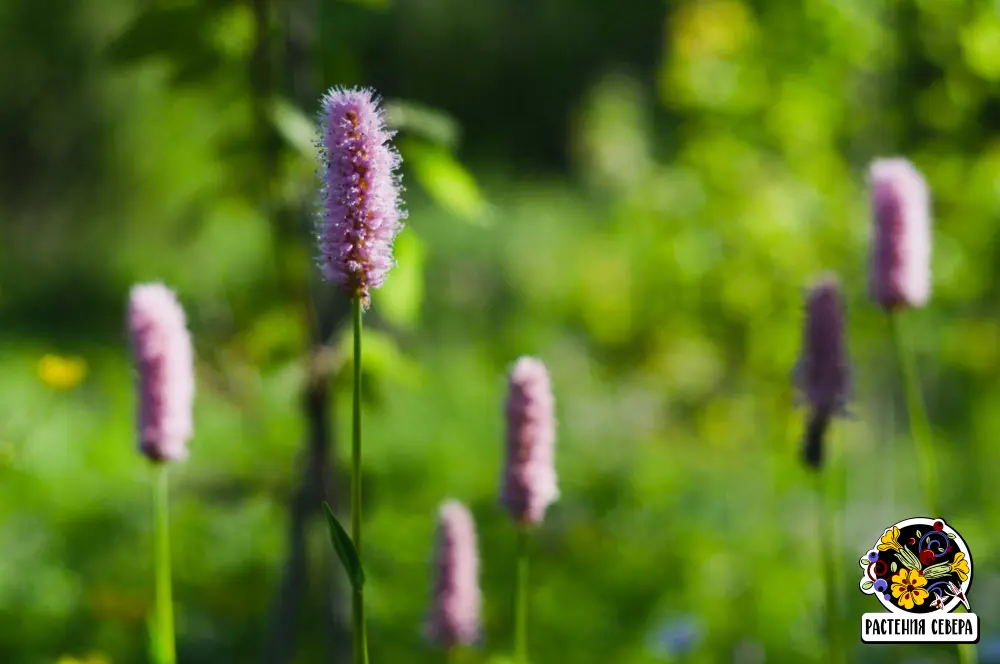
[
  {"x1": 501, "y1": 357, "x2": 559, "y2": 526},
  {"x1": 128, "y1": 283, "x2": 194, "y2": 463},
  {"x1": 317, "y1": 87, "x2": 407, "y2": 308},
  {"x1": 869, "y1": 157, "x2": 931, "y2": 310},
  {"x1": 793, "y1": 276, "x2": 850, "y2": 417},
  {"x1": 425, "y1": 500, "x2": 482, "y2": 649},
  {"x1": 794, "y1": 276, "x2": 851, "y2": 469}
]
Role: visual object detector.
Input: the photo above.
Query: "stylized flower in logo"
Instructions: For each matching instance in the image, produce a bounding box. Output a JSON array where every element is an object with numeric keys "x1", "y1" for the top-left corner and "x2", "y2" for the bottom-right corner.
[
  {"x1": 877, "y1": 526, "x2": 902, "y2": 552},
  {"x1": 860, "y1": 517, "x2": 973, "y2": 615},
  {"x1": 891, "y1": 568, "x2": 929, "y2": 610},
  {"x1": 950, "y1": 552, "x2": 970, "y2": 582}
]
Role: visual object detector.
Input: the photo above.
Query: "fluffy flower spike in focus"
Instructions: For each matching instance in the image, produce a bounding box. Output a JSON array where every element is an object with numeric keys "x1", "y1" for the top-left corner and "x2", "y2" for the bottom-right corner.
[
  {"x1": 317, "y1": 87, "x2": 407, "y2": 308},
  {"x1": 128, "y1": 283, "x2": 195, "y2": 463},
  {"x1": 793, "y1": 276, "x2": 851, "y2": 470},
  {"x1": 425, "y1": 500, "x2": 482, "y2": 649},
  {"x1": 501, "y1": 357, "x2": 559, "y2": 526},
  {"x1": 869, "y1": 158, "x2": 931, "y2": 310}
]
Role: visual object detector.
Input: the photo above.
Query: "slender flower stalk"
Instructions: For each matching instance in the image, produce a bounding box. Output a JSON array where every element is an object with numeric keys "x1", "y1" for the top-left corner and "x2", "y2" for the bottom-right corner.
[
  {"x1": 152, "y1": 465, "x2": 174, "y2": 664},
  {"x1": 426, "y1": 501, "x2": 482, "y2": 652},
  {"x1": 501, "y1": 357, "x2": 557, "y2": 663},
  {"x1": 814, "y1": 465, "x2": 844, "y2": 664},
  {"x1": 887, "y1": 315, "x2": 938, "y2": 516},
  {"x1": 128, "y1": 283, "x2": 195, "y2": 664},
  {"x1": 792, "y1": 277, "x2": 849, "y2": 664},
  {"x1": 515, "y1": 527, "x2": 529, "y2": 663},
  {"x1": 352, "y1": 297, "x2": 367, "y2": 664},
  {"x1": 317, "y1": 86, "x2": 406, "y2": 664}
]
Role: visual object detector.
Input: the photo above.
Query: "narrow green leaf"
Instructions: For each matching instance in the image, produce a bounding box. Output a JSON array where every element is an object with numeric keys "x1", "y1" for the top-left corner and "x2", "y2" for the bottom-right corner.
[
  {"x1": 860, "y1": 558, "x2": 870, "y2": 568},
  {"x1": 401, "y1": 139, "x2": 491, "y2": 225},
  {"x1": 948, "y1": 533, "x2": 957, "y2": 539},
  {"x1": 269, "y1": 98, "x2": 319, "y2": 161},
  {"x1": 862, "y1": 581, "x2": 874, "y2": 591},
  {"x1": 916, "y1": 530, "x2": 922, "y2": 537},
  {"x1": 324, "y1": 502, "x2": 365, "y2": 590},
  {"x1": 385, "y1": 100, "x2": 461, "y2": 148},
  {"x1": 891, "y1": 561, "x2": 897, "y2": 572}
]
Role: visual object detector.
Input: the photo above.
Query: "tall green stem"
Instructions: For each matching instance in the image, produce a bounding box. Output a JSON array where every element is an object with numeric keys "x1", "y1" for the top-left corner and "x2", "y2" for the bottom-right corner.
[
  {"x1": 887, "y1": 312, "x2": 939, "y2": 516},
  {"x1": 889, "y1": 312, "x2": 976, "y2": 664},
  {"x1": 514, "y1": 527, "x2": 530, "y2": 664},
  {"x1": 351, "y1": 297, "x2": 369, "y2": 664},
  {"x1": 815, "y1": 471, "x2": 844, "y2": 664},
  {"x1": 152, "y1": 464, "x2": 176, "y2": 664}
]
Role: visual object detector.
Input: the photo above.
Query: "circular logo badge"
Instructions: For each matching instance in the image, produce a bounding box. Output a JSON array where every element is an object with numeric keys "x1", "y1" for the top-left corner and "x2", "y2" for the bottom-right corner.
[{"x1": 860, "y1": 517, "x2": 972, "y2": 614}]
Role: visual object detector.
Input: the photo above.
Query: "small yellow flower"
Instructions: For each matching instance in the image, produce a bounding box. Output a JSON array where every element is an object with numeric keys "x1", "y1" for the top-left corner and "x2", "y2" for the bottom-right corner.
[
  {"x1": 950, "y1": 552, "x2": 970, "y2": 582},
  {"x1": 891, "y1": 567, "x2": 929, "y2": 610},
  {"x1": 38, "y1": 354, "x2": 87, "y2": 391},
  {"x1": 877, "y1": 526, "x2": 902, "y2": 552}
]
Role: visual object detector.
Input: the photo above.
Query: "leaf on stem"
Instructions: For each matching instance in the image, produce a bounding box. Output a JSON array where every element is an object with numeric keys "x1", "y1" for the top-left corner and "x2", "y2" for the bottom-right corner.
[
  {"x1": 324, "y1": 502, "x2": 365, "y2": 590},
  {"x1": 399, "y1": 138, "x2": 492, "y2": 226}
]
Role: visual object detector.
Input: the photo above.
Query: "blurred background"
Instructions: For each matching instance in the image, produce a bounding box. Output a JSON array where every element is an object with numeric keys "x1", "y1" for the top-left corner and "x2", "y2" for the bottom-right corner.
[{"x1": 2, "y1": 0, "x2": 1000, "y2": 662}]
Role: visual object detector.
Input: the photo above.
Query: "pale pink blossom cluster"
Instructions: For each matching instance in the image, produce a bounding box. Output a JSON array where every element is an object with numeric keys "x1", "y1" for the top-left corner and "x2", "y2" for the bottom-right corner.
[
  {"x1": 425, "y1": 500, "x2": 482, "y2": 648},
  {"x1": 869, "y1": 157, "x2": 931, "y2": 310},
  {"x1": 127, "y1": 283, "x2": 195, "y2": 463},
  {"x1": 501, "y1": 357, "x2": 559, "y2": 526}
]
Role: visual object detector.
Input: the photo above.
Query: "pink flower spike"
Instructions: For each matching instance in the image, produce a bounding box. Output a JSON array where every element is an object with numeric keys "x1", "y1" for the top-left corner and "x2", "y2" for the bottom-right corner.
[
  {"x1": 794, "y1": 276, "x2": 851, "y2": 416},
  {"x1": 127, "y1": 283, "x2": 195, "y2": 463},
  {"x1": 425, "y1": 500, "x2": 482, "y2": 649},
  {"x1": 869, "y1": 157, "x2": 931, "y2": 310},
  {"x1": 793, "y1": 276, "x2": 851, "y2": 469},
  {"x1": 501, "y1": 357, "x2": 559, "y2": 526},
  {"x1": 316, "y1": 87, "x2": 407, "y2": 308}
]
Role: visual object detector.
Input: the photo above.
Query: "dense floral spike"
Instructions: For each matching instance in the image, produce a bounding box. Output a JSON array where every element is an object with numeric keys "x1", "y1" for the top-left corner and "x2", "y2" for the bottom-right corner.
[
  {"x1": 793, "y1": 277, "x2": 851, "y2": 469},
  {"x1": 128, "y1": 283, "x2": 195, "y2": 463},
  {"x1": 501, "y1": 357, "x2": 559, "y2": 525},
  {"x1": 317, "y1": 87, "x2": 407, "y2": 307},
  {"x1": 869, "y1": 158, "x2": 931, "y2": 310},
  {"x1": 425, "y1": 501, "x2": 482, "y2": 649}
]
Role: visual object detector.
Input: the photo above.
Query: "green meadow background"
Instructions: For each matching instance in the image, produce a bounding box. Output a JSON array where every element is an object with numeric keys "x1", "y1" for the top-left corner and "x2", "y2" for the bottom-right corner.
[{"x1": 2, "y1": 0, "x2": 1000, "y2": 662}]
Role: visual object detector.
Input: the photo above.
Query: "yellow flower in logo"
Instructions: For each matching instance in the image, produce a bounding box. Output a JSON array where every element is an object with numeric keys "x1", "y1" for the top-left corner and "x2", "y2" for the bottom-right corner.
[
  {"x1": 877, "y1": 526, "x2": 902, "y2": 552},
  {"x1": 950, "y1": 552, "x2": 970, "y2": 582},
  {"x1": 891, "y1": 567, "x2": 929, "y2": 610}
]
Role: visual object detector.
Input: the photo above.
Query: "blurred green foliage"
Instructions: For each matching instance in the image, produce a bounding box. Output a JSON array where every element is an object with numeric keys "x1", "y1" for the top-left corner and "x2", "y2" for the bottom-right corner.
[{"x1": 2, "y1": 0, "x2": 1000, "y2": 663}]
